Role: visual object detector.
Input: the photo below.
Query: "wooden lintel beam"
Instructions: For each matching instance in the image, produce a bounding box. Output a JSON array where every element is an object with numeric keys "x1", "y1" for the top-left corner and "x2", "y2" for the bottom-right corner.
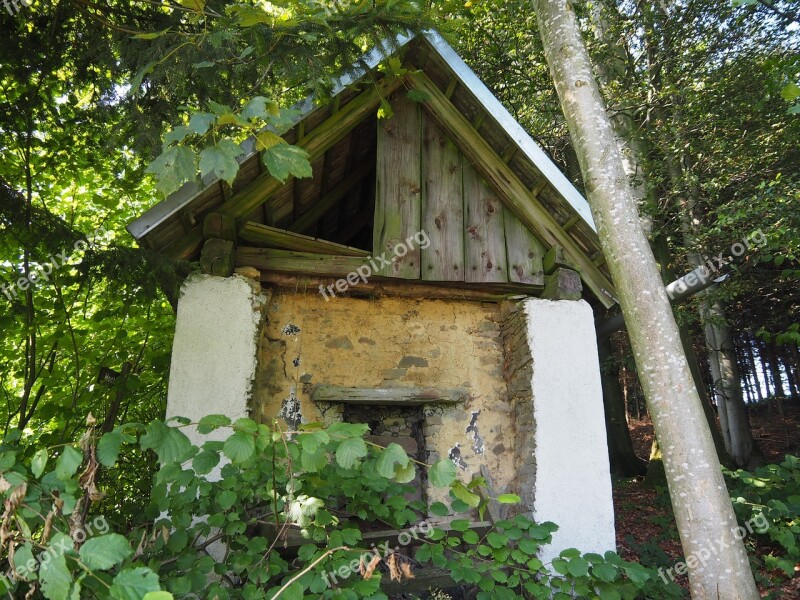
[
  {"x1": 404, "y1": 70, "x2": 616, "y2": 308},
  {"x1": 254, "y1": 270, "x2": 541, "y2": 302},
  {"x1": 311, "y1": 385, "x2": 468, "y2": 406},
  {"x1": 502, "y1": 146, "x2": 517, "y2": 163}
]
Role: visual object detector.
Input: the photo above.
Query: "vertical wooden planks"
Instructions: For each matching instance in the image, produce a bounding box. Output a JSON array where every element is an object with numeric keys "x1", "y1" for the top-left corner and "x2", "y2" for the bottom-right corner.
[
  {"x1": 421, "y1": 114, "x2": 464, "y2": 281},
  {"x1": 374, "y1": 92, "x2": 422, "y2": 278},
  {"x1": 504, "y1": 207, "x2": 546, "y2": 286},
  {"x1": 463, "y1": 161, "x2": 507, "y2": 283}
]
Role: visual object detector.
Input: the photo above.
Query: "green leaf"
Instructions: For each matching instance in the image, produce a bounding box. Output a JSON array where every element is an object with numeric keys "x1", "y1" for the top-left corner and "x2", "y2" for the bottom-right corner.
[
  {"x1": 140, "y1": 421, "x2": 192, "y2": 464},
  {"x1": 496, "y1": 493, "x2": 521, "y2": 504},
  {"x1": 406, "y1": 89, "x2": 431, "y2": 103},
  {"x1": 241, "y1": 96, "x2": 278, "y2": 120},
  {"x1": 110, "y1": 568, "x2": 161, "y2": 600},
  {"x1": 192, "y1": 448, "x2": 220, "y2": 475},
  {"x1": 177, "y1": 0, "x2": 205, "y2": 12},
  {"x1": 300, "y1": 446, "x2": 328, "y2": 472},
  {"x1": 198, "y1": 140, "x2": 243, "y2": 185},
  {"x1": 40, "y1": 553, "x2": 72, "y2": 600},
  {"x1": 97, "y1": 432, "x2": 123, "y2": 467},
  {"x1": 566, "y1": 556, "x2": 589, "y2": 577},
  {"x1": 430, "y1": 501, "x2": 449, "y2": 516},
  {"x1": 164, "y1": 125, "x2": 192, "y2": 146},
  {"x1": 142, "y1": 593, "x2": 174, "y2": 600},
  {"x1": 394, "y1": 462, "x2": 416, "y2": 483},
  {"x1": 55, "y1": 446, "x2": 83, "y2": 480},
  {"x1": 450, "y1": 519, "x2": 470, "y2": 532},
  {"x1": 376, "y1": 443, "x2": 410, "y2": 479},
  {"x1": 622, "y1": 563, "x2": 652, "y2": 585},
  {"x1": 13, "y1": 543, "x2": 35, "y2": 579},
  {"x1": 223, "y1": 431, "x2": 255, "y2": 463},
  {"x1": 591, "y1": 563, "x2": 619, "y2": 583},
  {"x1": 145, "y1": 146, "x2": 197, "y2": 198},
  {"x1": 255, "y1": 131, "x2": 284, "y2": 151},
  {"x1": 335, "y1": 437, "x2": 367, "y2": 469},
  {"x1": 451, "y1": 481, "x2": 480, "y2": 508},
  {"x1": 429, "y1": 459, "x2": 457, "y2": 487},
  {"x1": 188, "y1": 112, "x2": 215, "y2": 135},
  {"x1": 31, "y1": 448, "x2": 48, "y2": 477},
  {"x1": 279, "y1": 583, "x2": 303, "y2": 600},
  {"x1": 780, "y1": 82, "x2": 800, "y2": 102},
  {"x1": 217, "y1": 489, "x2": 237, "y2": 510},
  {"x1": 262, "y1": 144, "x2": 312, "y2": 182},
  {"x1": 196, "y1": 414, "x2": 231, "y2": 434},
  {"x1": 79, "y1": 534, "x2": 134, "y2": 570}
]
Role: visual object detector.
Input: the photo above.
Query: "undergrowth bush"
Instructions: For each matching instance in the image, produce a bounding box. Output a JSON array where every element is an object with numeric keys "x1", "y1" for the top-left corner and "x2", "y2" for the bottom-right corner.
[
  {"x1": 726, "y1": 454, "x2": 800, "y2": 586},
  {"x1": 0, "y1": 414, "x2": 679, "y2": 599}
]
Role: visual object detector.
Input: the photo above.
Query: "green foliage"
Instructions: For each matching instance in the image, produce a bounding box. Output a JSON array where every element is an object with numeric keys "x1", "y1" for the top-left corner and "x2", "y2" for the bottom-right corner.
[
  {"x1": 0, "y1": 415, "x2": 676, "y2": 599},
  {"x1": 726, "y1": 455, "x2": 800, "y2": 581}
]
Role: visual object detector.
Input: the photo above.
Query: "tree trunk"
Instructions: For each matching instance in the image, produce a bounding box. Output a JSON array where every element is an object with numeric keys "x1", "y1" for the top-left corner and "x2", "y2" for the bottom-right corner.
[
  {"x1": 704, "y1": 301, "x2": 761, "y2": 467},
  {"x1": 598, "y1": 334, "x2": 647, "y2": 476},
  {"x1": 746, "y1": 335, "x2": 763, "y2": 403},
  {"x1": 765, "y1": 341, "x2": 786, "y2": 397},
  {"x1": 531, "y1": 2, "x2": 759, "y2": 597},
  {"x1": 759, "y1": 338, "x2": 774, "y2": 398}
]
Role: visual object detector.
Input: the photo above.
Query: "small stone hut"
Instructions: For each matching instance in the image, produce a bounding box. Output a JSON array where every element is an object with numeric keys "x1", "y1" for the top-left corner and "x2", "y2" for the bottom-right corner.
[{"x1": 127, "y1": 31, "x2": 617, "y2": 562}]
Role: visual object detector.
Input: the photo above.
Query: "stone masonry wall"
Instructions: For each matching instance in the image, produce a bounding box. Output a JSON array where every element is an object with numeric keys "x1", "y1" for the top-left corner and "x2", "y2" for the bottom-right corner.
[
  {"x1": 500, "y1": 302, "x2": 536, "y2": 509},
  {"x1": 252, "y1": 288, "x2": 514, "y2": 501}
]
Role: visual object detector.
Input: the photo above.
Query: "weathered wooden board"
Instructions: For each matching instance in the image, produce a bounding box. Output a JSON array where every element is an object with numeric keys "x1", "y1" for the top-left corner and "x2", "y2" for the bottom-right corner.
[
  {"x1": 238, "y1": 222, "x2": 369, "y2": 256},
  {"x1": 374, "y1": 92, "x2": 422, "y2": 278},
  {"x1": 406, "y1": 70, "x2": 616, "y2": 307},
  {"x1": 463, "y1": 161, "x2": 507, "y2": 283},
  {"x1": 235, "y1": 247, "x2": 365, "y2": 277},
  {"x1": 421, "y1": 113, "x2": 464, "y2": 281},
  {"x1": 504, "y1": 207, "x2": 545, "y2": 286},
  {"x1": 311, "y1": 385, "x2": 468, "y2": 405}
]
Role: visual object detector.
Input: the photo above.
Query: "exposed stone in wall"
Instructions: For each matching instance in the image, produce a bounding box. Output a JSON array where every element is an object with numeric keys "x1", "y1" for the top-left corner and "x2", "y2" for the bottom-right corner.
[{"x1": 501, "y1": 303, "x2": 537, "y2": 509}]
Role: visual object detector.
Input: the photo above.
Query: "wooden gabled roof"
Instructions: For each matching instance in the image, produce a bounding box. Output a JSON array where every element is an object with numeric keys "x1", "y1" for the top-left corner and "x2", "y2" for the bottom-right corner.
[{"x1": 127, "y1": 31, "x2": 616, "y2": 307}]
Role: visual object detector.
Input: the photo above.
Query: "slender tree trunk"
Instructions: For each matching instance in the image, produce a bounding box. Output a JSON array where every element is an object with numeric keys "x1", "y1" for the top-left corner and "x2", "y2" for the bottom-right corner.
[
  {"x1": 598, "y1": 335, "x2": 647, "y2": 476},
  {"x1": 530, "y1": 3, "x2": 759, "y2": 597},
  {"x1": 746, "y1": 335, "x2": 763, "y2": 403},
  {"x1": 759, "y1": 338, "x2": 774, "y2": 398},
  {"x1": 766, "y1": 342, "x2": 786, "y2": 397}
]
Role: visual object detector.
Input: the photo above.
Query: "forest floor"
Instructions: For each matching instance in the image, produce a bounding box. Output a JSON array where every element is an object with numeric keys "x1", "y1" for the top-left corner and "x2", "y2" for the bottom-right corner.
[{"x1": 613, "y1": 401, "x2": 800, "y2": 598}]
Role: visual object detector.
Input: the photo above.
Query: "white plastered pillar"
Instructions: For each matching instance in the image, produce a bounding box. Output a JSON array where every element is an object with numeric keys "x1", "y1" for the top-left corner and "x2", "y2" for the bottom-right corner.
[
  {"x1": 514, "y1": 298, "x2": 615, "y2": 564},
  {"x1": 166, "y1": 274, "x2": 267, "y2": 445}
]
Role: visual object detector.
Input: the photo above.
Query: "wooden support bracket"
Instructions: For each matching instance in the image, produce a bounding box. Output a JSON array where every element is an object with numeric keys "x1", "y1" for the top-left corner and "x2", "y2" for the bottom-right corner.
[
  {"x1": 542, "y1": 267, "x2": 582, "y2": 301},
  {"x1": 200, "y1": 238, "x2": 236, "y2": 277}
]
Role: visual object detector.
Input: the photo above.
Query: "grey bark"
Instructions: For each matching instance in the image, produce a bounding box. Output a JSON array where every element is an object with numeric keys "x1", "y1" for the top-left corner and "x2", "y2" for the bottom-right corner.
[{"x1": 530, "y1": 2, "x2": 759, "y2": 597}]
